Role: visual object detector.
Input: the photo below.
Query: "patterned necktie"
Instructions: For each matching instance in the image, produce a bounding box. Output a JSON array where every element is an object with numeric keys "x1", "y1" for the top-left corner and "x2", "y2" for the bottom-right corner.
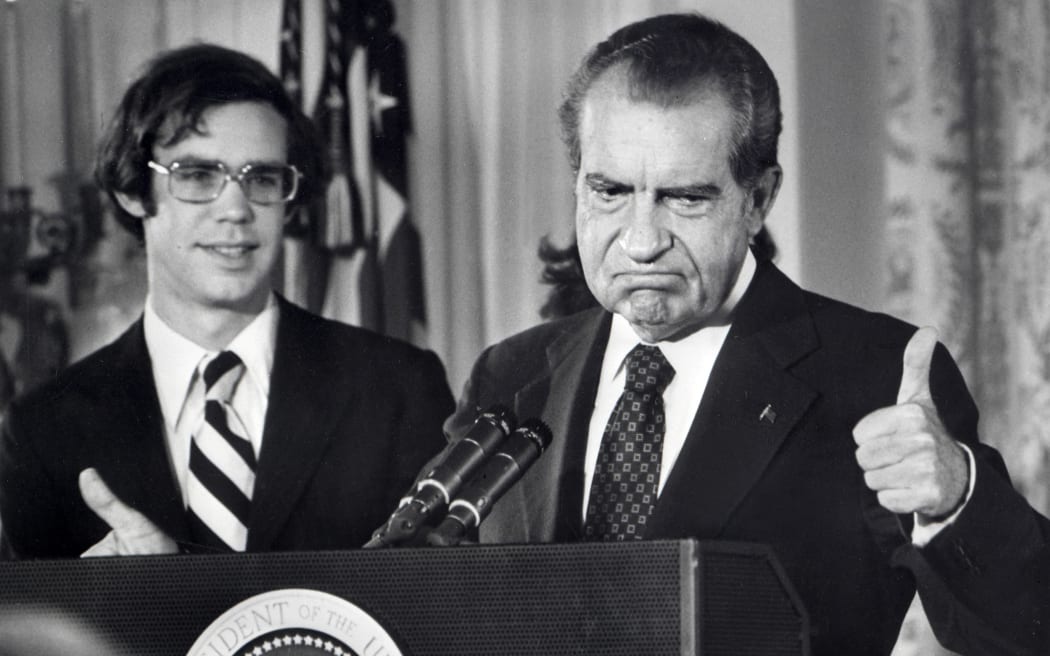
[
  {"x1": 584, "y1": 344, "x2": 675, "y2": 541},
  {"x1": 187, "y1": 351, "x2": 256, "y2": 552}
]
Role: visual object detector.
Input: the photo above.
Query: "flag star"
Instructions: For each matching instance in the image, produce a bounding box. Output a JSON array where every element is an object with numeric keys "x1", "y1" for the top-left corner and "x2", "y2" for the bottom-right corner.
[
  {"x1": 326, "y1": 88, "x2": 345, "y2": 110},
  {"x1": 283, "y1": 636, "x2": 294, "y2": 646},
  {"x1": 293, "y1": 634, "x2": 304, "y2": 645},
  {"x1": 325, "y1": 641, "x2": 336, "y2": 652},
  {"x1": 253, "y1": 648, "x2": 264, "y2": 656},
  {"x1": 369, "y1": 73, "x2": 399, "y2": 133},
  {"x1": 262, "y1": 640, "x2": 273, "y2": 652}
]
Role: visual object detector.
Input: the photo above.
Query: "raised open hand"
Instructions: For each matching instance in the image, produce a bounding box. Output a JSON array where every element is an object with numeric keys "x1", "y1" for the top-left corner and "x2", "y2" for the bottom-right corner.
[{"x1": 78, "y1": 468, "x2": 178, "y2": 557}]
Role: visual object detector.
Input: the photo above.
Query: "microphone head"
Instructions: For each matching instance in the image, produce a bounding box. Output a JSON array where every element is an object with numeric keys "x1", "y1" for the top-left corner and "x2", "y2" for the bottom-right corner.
[
  {"x1": 517, "y1": 418, "x2": 553, "y2": 451},
  {"x1": 478, "y1": 404, "x2": 517, "y2": 435}
]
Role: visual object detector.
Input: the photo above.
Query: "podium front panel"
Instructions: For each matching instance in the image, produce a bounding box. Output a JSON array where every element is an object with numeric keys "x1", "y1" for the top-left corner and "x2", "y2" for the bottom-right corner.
[{"x1": 0, "y1": 540, "x2": 808, "y2": 655}]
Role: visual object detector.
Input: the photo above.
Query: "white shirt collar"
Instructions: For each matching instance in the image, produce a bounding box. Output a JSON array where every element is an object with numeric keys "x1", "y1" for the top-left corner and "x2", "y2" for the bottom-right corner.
[{"x1": 143, "y1": 294, "x2": 279, "y2": 434}]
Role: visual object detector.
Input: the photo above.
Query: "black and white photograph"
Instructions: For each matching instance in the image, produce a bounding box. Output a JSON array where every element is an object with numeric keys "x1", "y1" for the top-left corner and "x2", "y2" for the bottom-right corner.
[{"x1": 0, "y1": 1, "x2": 1047, "y2": 654}]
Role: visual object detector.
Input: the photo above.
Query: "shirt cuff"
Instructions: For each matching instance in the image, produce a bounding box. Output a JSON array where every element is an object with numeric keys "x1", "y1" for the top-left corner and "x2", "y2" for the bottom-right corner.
[{"x1": 911, "y1": 442, "x2": 976, "y2": 547}]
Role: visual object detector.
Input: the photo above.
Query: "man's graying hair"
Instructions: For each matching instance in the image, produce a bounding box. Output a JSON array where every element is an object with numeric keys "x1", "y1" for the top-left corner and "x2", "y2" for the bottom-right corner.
[{"x1": 558, "y1": 13, "x2": 782, "y2": 191}]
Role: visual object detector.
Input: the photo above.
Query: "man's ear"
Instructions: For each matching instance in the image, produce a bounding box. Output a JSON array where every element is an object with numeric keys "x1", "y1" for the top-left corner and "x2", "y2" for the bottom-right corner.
[
  {"x1": 114, "y1": 192, "x2": 149, "y2": 219},
  {"x1": 750, "y1": 165, "x2": 782, "y2": 219},
  {"x1": 745, "y1": 165, "x2": 782, "y2": 236}
]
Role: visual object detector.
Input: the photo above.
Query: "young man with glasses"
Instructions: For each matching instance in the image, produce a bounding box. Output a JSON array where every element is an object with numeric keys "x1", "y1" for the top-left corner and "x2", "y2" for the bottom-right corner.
[{"x1": 0, "y1": 44, "x2": 455, "y2": 558}]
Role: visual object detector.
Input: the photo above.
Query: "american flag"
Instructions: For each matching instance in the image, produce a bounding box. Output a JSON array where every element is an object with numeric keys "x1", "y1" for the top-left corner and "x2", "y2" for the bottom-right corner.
[{"x1": 280, "y1": 0, "x2": 425, "y2": 344}]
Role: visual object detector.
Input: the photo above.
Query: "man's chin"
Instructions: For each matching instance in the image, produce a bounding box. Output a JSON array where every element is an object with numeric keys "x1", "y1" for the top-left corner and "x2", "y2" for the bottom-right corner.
[
  {"x1": 617, "y1": 301, "x2": 707, "y2": 343},
  {"x1": 202, "y1": 287, "x2": 272, "y2": 315},
  {"x1": 619, "y1": 306, "x2": 674, "y2": 343},
  {"x1": 626, "y1": 319, "x2": 709, "y2": 343},
  {"x1": 620, "y1": 295, "x2": 670, "y2": 325}
]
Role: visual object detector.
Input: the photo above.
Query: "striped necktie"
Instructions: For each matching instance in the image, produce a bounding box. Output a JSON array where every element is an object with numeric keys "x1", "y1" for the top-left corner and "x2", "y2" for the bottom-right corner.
[
  {"x1": 187, "y1": 351, "x2": 256, "y2": 552},
  {"x1": 584, "y1": 344, "x2": 675, "y2": 541}
]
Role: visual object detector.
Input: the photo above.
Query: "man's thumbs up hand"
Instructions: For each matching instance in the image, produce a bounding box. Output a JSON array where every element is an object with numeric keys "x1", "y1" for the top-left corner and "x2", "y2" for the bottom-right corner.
[
  {"x1": 896, "y1": 325, "x2": 937, "y2": 404},
  {"x1": 853, "y1": 327, "x2": 969, "y2": 521}
]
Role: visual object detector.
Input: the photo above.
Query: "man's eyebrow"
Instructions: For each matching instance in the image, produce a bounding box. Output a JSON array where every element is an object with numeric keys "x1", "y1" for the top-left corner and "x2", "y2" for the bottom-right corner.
[
  {"x1": 658, "y1": 183, "x2": 723, "y2": 198},
  {"x1": 169, "y1": 156, "x2": 288, "y2": 168},
  {"x1": 583, "y1": 173, "x2": 631, "y2": 189},
  {"x1": 169, "y1": 155, "x2": 220, "y2": 165},
  {"x1": 583, "y1": 174, "x2": 722, "y2": 198}
]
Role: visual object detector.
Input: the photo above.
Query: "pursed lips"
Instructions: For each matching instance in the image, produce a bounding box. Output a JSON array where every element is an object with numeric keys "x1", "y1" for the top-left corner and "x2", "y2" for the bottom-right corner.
[{"x1": 612, "y1": 270, "x2": 683, "y2": 289}]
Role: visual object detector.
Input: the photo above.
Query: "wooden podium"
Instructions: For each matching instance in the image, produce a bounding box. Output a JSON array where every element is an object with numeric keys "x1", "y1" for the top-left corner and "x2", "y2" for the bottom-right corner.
[{"x1": 0, "y1": 540, "x2": 810, "y2": 655}]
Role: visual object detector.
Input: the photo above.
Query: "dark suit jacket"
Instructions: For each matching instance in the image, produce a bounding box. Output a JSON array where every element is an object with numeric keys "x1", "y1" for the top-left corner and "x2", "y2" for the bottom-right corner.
[
  {"x1": 0, "y1": 297, "x2": 455, "y2": 558},
  {"x1": 444, "y1": 261, "x2": 1049, "y2": 656}
]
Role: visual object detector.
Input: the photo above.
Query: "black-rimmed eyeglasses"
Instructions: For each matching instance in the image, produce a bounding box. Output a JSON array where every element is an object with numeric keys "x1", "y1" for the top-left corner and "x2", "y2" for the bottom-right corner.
[{"x1": 147, "y1": 160, "x2": 301, "y2": 205}]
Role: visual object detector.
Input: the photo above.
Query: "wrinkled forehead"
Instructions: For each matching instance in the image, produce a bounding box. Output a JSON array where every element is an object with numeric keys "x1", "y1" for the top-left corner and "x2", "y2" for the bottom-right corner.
[
  {"x1": 578, "y1": 64, "x2": 741, "y2": 171},
  {"x1": 579, "y1": 66, "x2": 734, "y2": 143}
]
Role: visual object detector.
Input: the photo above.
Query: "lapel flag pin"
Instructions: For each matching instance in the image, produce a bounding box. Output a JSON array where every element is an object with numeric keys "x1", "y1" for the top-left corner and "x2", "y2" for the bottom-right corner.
[{"x1": 759, "y1": 404, "x2": 776, "y2": 425}]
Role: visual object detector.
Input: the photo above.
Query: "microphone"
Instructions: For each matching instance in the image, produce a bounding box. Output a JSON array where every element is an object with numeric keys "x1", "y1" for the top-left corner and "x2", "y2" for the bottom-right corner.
[
  {"x1": 427, "y1": 419, "x2": 553, "y2": 547},
  {"x1": 364, "y1": 405, "x2": 516, "y2": 548}
]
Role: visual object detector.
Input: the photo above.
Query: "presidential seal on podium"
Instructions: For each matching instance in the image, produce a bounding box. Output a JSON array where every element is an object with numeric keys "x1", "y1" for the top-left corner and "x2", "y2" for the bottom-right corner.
[{"x1": 187, "y1": 589, "x2": 403, "y2": 656}]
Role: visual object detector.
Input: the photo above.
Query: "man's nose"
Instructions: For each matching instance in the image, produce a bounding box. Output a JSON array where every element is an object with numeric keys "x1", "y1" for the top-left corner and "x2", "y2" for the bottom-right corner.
[
  {"x1": 214, "y1": 177, "x2": 255, "y2": 222},
  {"x1": 618, "y1": 196, "x2": 671, "y2": 262}
]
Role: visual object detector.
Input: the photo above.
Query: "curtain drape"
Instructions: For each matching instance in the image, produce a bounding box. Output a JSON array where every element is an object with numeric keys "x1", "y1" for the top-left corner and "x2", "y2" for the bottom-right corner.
[
  {"x1": 883, "y1": 1, "x2": 1050, "y2": 653},
  {"x1": 396, "y1": 0, "x2": 708, "y2": 391},
  {"x1": 883, "y1": 0, "x2": 1050, "y2": 518}
]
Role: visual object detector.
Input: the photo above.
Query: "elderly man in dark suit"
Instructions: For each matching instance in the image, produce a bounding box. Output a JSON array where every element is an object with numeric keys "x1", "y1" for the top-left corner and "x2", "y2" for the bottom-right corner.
[
  {"x1": 0, "y1": 44, "x2": 454, "y2": 558},
  {"x1": 442, "y1": 13, "x2": 1049, "y2": 656}
]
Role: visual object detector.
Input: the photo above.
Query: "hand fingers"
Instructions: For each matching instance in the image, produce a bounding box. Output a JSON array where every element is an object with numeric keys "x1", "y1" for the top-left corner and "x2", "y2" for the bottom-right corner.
[
  {"x1": 855, "y1": 430, "x2": 934, "y2": 471},
  {"x1": 866, "y1": 469, "x2": 948, "y2": 516},
  {"x1": 79, "y1": 468, "x2": 152, "y2": 534},
  {"x1": 853, "y1": 401, "x2": 929, "y2": 446},
  {"x1": 855, "y1": 433, "x2": 970, "y2": 518},
  {"x1": 897, "y1": 326, "x2": 938, "y2": 404},
  {"x1": 79, "y1": 468, "x2": 178, "y2": 555},
  {"x1": 80, "y1": 531, "x2": 119, "y2": 558},
  {"x1": 862, "y1": 454, "x2": 941, "y2": 515},
  {"x1": 874, "y1": 488, "x2": 924, "y2": 516}
]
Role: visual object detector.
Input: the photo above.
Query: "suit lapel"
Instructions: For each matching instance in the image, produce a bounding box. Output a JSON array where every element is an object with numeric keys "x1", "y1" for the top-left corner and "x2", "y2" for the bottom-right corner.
[
  {"x1": 90, "y1": 321, "x2": 190, "y2": 543},
  {"x1": 246, "y1": 301, "x2": 353, "y2": 550},
  {"x1": 480, "y1": 263, "x2": 821, "y2": 544},
  {"x1": 481, "y1": 310, "x2": 608, "y2": 544},
  {"x1": 650, "y1": 263, "x2": 820, "y2": 539}
]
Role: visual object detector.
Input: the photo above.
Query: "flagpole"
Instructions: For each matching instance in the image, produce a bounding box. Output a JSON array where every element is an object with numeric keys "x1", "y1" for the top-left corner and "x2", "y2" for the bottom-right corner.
[
  {"x1": 66, "y1": 0, "x2": 94, "y2": 181},
  {"x1": 1, "y1": 0, "x2": 27, "y2": 190}
]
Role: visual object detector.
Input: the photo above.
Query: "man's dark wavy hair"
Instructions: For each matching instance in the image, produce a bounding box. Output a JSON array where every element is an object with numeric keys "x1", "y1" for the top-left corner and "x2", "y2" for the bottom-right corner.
[{"x1": 95, "y1": 43, "x2": 325, "y2": 242}]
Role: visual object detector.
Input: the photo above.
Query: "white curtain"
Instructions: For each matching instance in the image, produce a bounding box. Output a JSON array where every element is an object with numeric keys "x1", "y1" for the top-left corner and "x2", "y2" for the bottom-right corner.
[{"x1": 882, "y1": 1, "x2": 1050, "y2": 653}]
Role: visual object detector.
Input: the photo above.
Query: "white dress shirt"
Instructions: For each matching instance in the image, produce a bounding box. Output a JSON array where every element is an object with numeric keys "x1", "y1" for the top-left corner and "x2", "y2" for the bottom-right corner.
[
  {"x1": 582, "y1": 251, "x2": 757, "y2": 517},
  {"x1": 143, "y1": 294, "x2": 278, "y2": 505}
]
